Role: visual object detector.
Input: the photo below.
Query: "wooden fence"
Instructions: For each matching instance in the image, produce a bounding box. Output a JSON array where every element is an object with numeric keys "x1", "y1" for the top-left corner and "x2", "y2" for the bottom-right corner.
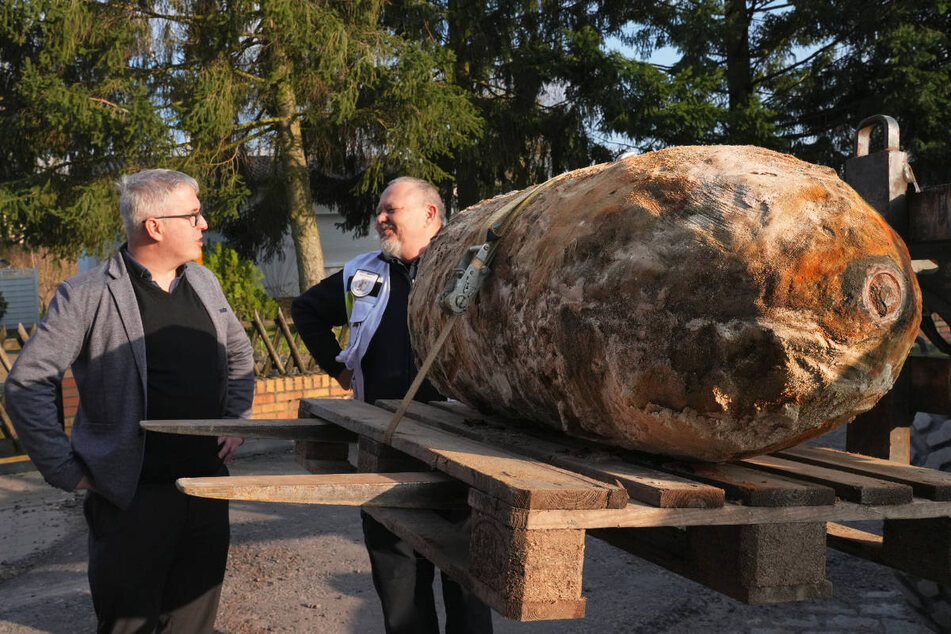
[
  {"x1": 246, "y1": 307, "x2": 318, "y2": 376},
  {"x1": 0, "y1": 323, "x2": 44, "y2": 455}
]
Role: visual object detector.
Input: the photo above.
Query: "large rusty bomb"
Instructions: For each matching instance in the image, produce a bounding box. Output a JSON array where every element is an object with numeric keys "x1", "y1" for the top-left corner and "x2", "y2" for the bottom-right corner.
[{"x1": 408, "y1": 146, "x2": 921, "y2": 461}]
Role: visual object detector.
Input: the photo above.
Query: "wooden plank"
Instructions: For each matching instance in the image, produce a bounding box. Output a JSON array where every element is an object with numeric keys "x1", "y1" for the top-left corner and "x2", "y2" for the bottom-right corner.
[
  {"x1": 15, "y1": 323, "x2": 30, "y2": 348},
  {"x1": 846, "y1": 370, "x2": 912, "y2": 462},
  {"x1": 300, "y1": 398, "x2": 626, "y2": 511},
  {"x1": 826, "y1": 522, "x2": 884, "y2": 561},
  {"x1": 777, "y1": 444, "x2": 951, "y2": 500},
  {"x1": 366, "y1": 506, "x2": 587, "y2": 621},
  {"x1": 0, "y1": 399, "x2": 20, "y2": 443},
  {"x1": 650, "y1": 460, "x2": 835, "y2": 507},
  {"x1": 176, "y1": 472, "x2": 467, "y2": 507},
  {"x1": 740, "y1": 454, "x2": 913, "y2": 505},
  {"x1": 378, "y1": 399, "x2": 723, "y2": 509},
  {"x1": 468, "y1": 489, "x2": 951, "y2": 530},
  {"x1": 0, "y1": 453, "x2": 32, "y2": 475},
  {"x1": 141, "y1": 419, "x2": 357, "y2": 442}
]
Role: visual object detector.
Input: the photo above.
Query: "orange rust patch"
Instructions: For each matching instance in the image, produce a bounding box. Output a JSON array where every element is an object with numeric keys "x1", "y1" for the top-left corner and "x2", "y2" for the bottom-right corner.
[
  {"x1": 788, "y1": 214, "x2": 894, "y2": 288},
  {"x1": 790, "y1": 249, "x2": 849, "y2": 286},
  {"x1": 800, "y1": 184, "x2": 830, "y2": 203}
]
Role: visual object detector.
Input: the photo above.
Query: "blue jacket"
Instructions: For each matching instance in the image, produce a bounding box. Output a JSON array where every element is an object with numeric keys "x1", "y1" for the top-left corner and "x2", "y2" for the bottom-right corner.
[{"x1": 3, "y1": 251, "x2": 254, "y2": 508}]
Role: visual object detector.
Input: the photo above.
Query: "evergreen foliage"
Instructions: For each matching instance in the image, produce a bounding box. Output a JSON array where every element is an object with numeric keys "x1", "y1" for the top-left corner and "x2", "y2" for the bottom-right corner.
[
  {"x1": 613, "y1": 0, "x2": 951, "y2": 182},
  {"x1": 0, "y1": 0, "x2": 174, "y2": 258},
  {"x1": 0, "y1": 290, "x2": 6, "y2": 321},
  {"x1": 2, "y1": 0, "x2": 481, "y2": 291},
  {"x1": 202, "y1": 241, "x2": 276, "y2": 321},
  {"x1": 3, "y1": 0, "x2": 950, "y2": 273},
  {"x1": 160, "y1": 0, "x2": 482, "y2": 288},
  {"x1": 776, "y1": 0, "x2": 951, "y2": 183},
  {"x1": 383, "y1": 1, "x2": 647, "y2": 210}
]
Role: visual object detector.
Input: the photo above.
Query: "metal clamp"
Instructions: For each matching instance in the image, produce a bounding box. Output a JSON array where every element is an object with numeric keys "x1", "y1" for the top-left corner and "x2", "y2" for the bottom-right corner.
[{"x1": 439, "y1": 230, "x2": 498, "y2": 314}]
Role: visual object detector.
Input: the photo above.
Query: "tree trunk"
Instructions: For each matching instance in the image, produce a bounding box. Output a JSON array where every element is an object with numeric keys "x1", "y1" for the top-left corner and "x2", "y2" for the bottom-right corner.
[
  {"x1": 724, "y1": 0, "x2": 754, "y2": 139},
  {"x1": 448, "y1": 0, "x2": 482, "y2": 210},
  {"x1": 272, "y1": 45, "x2": 325, "y2": 292}
]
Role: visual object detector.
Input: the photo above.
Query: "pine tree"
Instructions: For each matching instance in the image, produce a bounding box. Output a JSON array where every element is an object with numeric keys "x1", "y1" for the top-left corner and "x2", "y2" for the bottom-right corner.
[
  {"x1": 603, "y1": 0, "x2": 951, "y2": 182},
  {"x1": 383, "y1": 0, "x2": 655, "y2": 210},
  {"x1": 777, "y1": 0, "x2": 951, "y2": 183},
  {"x1": 1, "y1": 0, "x2": 481, "y2": 291},
  {"x1": 0, "y1": 0, "x2": 174, "y2": 257},
  {"x1": 158, "y1": 0, "x2": 481, "y2": 289}
]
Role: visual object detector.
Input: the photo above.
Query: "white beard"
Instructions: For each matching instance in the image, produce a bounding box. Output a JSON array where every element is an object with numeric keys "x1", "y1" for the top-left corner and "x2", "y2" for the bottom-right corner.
[{"x1": 379, "y1": 228, "x2": 402, "y2": 259}]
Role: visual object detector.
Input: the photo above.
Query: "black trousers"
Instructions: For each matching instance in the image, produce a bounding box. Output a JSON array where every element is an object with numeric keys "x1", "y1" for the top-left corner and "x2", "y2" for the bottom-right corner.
[
  {"x1": 83, "y1": 482, "x2": 230, "y2": 634},
  {"x1": 361, "y1": 510, "x2": 494, "y2": 634}
]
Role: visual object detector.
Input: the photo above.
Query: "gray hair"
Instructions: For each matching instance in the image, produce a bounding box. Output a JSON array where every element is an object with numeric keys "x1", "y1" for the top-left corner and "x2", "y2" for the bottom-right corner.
[
  {"x1": 385, "y1": 176, "x2": 446, "y2": 225},
  {"x1": 117, "y1": 169, "x2": 199, "y2": 239}
]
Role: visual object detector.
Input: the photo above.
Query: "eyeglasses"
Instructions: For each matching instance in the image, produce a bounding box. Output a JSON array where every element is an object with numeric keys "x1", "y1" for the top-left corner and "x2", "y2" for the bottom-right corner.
[{"x1": 147, "y1": 212, "x2": 203, "y2": 227}]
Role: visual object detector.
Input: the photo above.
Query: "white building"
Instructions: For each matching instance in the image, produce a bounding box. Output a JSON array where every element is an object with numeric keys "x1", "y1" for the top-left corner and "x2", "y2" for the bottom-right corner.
[{"x1": 255, "y1": 206, "x2": 380, "y2": 297}]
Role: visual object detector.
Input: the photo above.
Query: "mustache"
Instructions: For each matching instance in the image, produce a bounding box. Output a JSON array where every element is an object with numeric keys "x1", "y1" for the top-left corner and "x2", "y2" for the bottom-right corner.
[{"x1": 377, "y1": 222, "x2": 396, "y2": 233}]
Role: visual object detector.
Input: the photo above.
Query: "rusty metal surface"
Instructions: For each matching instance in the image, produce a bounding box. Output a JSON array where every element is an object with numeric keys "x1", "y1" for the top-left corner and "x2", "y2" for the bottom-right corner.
[
  {"x1": 844, "y1": 115, "x2": 919, "y2": 236},
  {"x1": 410, "y1": 146, "x2": 921, "y2": 462}
]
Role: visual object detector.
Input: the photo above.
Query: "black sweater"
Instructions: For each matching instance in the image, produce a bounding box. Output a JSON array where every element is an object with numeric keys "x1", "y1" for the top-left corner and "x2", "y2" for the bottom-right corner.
[
  {"x1": 291, "y1": 253, "x2": 442, "y2": 405},
  {"x1": 129, "y1": 271, "x2": 223, "y2": 482}
]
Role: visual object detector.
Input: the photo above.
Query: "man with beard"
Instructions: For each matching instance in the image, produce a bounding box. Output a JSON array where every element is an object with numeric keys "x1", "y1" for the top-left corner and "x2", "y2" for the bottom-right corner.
[{"x1": 292, "y1": 177, "x2": 493, "y2": 634}]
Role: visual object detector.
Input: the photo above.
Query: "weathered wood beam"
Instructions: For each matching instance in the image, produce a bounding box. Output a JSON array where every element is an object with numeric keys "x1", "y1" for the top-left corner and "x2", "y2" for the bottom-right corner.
[
  {"x1": 653, "y1": 460, "x2": 835, "y2": 507},
  {"x1": 826, "y1": 522, "x2": 883, "y2": 561},
  {"x1": 141, "y1": 418, "x2": 357, "y2": 442},
  {"x1": 300, "y1": 398, "x2": 627, "y2": 511},
  {"x1": 177, "y1": 472, "x2": 467, "y2": 507},
  {"x1": 389, "y1": 399, "x2": 724, "y2": 509},
  {"x1": 470, "y1": 491, "x2": 951, "y2": 531},
  {"x1": 777, "y1": 445, "x2": 951, "y2": 500},
  {"x1": 740, "y1": 454, "x2": 913, "y2": 505}
]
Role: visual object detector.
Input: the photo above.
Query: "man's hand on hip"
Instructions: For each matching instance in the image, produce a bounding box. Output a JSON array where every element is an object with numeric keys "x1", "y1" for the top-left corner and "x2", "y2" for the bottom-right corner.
[{"x1": 217, "y1": 436, "x2": 243, "y2": 463}]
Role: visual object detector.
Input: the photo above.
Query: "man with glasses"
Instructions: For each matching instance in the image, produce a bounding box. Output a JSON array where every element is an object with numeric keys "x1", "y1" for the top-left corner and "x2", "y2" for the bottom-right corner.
[
  {"x1": 4, "y1": 168, "x2": 254, "y2": 633},
  {"x1": 293, "y1": 176, "x2": 493, "y2": 634}
]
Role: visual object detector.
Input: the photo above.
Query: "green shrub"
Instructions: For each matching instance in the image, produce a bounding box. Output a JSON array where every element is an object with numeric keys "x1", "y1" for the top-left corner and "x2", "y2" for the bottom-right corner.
[
  {"x1": 0, "y1": 290, "x2": 6, "y2": 321},
  {"x1": 202, "y1": 242, "x2": 277, "y2": 321}
]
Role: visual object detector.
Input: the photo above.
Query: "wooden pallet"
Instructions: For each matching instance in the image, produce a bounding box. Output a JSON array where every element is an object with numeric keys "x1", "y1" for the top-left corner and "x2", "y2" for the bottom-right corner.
[{"x1": 144, "y1": 398, "x2": 951, "y2": 622}]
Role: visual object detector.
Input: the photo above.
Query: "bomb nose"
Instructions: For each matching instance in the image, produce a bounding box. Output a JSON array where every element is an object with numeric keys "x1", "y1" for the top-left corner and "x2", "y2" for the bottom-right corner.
[{"x1": 863, "y1": 267, "x2": 905, "y2": 321}]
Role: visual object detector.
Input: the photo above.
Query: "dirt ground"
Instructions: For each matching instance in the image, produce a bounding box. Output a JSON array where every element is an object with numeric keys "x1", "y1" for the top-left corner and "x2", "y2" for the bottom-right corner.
[{"x1": 0, "y1": 440, "x2": 933, "y2": 633}]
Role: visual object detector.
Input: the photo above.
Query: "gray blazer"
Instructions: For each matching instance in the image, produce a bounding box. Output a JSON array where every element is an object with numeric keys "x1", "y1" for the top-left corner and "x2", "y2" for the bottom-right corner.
[{"x1": 3, "y1": 252, "x2": 255, "y2": 508}]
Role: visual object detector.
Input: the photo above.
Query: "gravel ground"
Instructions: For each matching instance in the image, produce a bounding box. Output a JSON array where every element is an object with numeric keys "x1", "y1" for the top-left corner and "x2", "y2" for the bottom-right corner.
[{"x1": 0, "y1": 438, "x2": 934, "y2": 633}]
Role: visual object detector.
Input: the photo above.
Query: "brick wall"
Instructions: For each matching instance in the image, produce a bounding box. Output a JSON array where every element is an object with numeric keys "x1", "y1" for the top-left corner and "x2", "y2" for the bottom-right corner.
[
  {"x1": 251, "y1": 373, "x2": 351, "y2": 419},
  {"x1": 61, "y1": 372, "x2": 349, "y2": 432}
]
